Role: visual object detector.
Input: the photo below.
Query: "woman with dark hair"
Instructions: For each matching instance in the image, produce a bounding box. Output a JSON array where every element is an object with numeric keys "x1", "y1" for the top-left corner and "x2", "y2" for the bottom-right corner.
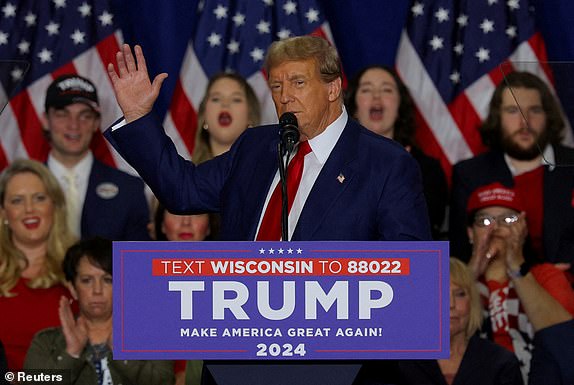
[
  {"x1": 24, "y1": 237, "x2": 174, "y2": 384},
  {"x1": 346, "y1": 65, "x2": 448, "y2": 239},
  {"x1": 192, "y1": 72, "x2": 261, "y2": 165}
]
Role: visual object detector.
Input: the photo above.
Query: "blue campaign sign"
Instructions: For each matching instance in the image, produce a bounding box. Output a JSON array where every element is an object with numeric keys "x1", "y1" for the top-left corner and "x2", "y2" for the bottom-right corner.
[{"x1": 113, "y1": 241, "x2": 449, "y2": 360}]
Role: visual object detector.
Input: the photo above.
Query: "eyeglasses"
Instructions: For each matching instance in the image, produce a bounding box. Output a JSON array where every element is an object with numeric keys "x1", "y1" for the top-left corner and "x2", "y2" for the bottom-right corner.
[{"x1": 473, "y1": 213, "x2": 519, "y2": 228}]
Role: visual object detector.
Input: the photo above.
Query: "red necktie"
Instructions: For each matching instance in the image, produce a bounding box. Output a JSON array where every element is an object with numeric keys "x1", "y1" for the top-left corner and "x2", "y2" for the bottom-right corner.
[{"x1": 256, "y1": 141, "x2": 312, "y2": 241}]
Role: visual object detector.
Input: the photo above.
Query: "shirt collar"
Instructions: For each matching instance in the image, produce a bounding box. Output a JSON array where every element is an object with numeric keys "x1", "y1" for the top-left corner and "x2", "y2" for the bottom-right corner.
[
  {"x1": 504, "y1": 144, "x2": 555, "y2": 176},
  {"x1": 48, "y1": 152, "x2": 94, "y2": 181},
  {"x1": 307, "y1": 106, "x2": 347, "y2": 165}
]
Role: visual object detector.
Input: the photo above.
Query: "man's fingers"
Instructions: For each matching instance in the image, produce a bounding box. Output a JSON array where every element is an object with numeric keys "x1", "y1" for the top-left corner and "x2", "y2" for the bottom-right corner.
[
  {"x1": 151, "y1": 73, "x2": 168, "y2": 95},
  {"x1": 123, "y1": 43, "x2": 138, "y2": 73},
  {"x1": 107, "y1": 63, "x2": 119, "y2": 83},
  {"x1": 116, "y1": 50, "x2": 128, "y2": 77},
  {"x1": 134, "y1": 45, "x2": 148, "y2": 75}
]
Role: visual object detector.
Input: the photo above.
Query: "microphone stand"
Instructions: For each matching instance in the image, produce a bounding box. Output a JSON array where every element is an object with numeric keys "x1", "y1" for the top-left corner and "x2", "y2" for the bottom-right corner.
[{"x1": 277, "y1": 141, "x2": 295, "y2": 241}]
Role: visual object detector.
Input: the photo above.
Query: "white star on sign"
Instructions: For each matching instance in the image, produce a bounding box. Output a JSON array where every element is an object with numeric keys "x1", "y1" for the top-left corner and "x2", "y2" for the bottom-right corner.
[
  {"x1": 53, "y1": 0, "x2": 66, "y2": 9},
  {"x1": 259, "y1": 248, "x2": 265, "y2": 254},
  {"x1": 287, "y1": 248, "x2": 294, "y2": 254},
  {"x1": 262, "y1": 0, "x2": 273, "y2": 5},
  {"x1": 268, "y1": 248, "x2": 275, "y2": 254},
  {"x1": 278, "y1": 248, "x2": 284, "y2": 254},
  {"x1": 296, "y1": 248, "x2": 303, "y2": 254}
]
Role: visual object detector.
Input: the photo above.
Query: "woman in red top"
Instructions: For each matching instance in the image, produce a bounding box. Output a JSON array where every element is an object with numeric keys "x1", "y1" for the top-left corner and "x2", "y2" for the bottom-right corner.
[
  {"x1": 466, "y1": 182, "x2": 574, "y2": 383},
  {"x1": 0, "y1": 159, "x2": 76, "y2": 369}
]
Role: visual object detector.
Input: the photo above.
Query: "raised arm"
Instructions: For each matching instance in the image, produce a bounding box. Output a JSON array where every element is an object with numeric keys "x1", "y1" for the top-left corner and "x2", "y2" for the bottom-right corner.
[{"x1": 107, "y1": 44, "x2": 168, "y2": 123}]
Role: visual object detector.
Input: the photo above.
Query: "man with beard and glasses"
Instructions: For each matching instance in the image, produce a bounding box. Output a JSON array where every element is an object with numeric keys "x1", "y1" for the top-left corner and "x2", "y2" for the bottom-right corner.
[{"x1": 449, "y1": 71, "x2": 574, "y2": 281}]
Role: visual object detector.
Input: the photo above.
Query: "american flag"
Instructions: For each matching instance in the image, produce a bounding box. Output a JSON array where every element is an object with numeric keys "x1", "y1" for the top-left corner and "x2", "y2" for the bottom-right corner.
[
  {"x1": 0, "y1": 0, "x2": 141, "y2": 172},
  {"x1": 162, "y1": 0, "x2": 334, "y2": 160},
  {"x1": 396, "y1": 0, "x2": 573, "y2": 179}
]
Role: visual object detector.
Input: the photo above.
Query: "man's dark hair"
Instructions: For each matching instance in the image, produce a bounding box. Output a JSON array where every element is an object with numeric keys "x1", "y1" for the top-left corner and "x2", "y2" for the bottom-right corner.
[
  {"x1": 480, "y1": 71, "x2": 565, "y2": 149},
  {"x1": 62, "y1": 237, "x2": 112, "y2": 284}
]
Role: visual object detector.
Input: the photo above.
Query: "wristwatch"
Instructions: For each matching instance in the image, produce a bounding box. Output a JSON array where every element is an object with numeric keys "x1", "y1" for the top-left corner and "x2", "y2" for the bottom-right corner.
[{"x1": 507, "y1": 261, "x2": 531, "y2": 279}]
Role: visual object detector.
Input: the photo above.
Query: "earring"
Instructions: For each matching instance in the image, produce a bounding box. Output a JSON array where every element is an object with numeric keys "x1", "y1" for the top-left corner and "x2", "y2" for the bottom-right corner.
[{"x1": 203, "y1": 122, "x2": 209, "y2": 130}]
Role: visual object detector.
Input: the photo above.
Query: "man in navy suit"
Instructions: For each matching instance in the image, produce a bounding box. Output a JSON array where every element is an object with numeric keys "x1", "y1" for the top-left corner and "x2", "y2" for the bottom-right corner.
[
  {"x1": 104, "y1": 37, "x2": 430, "y2": 243},
  {"x1": 104, "y1": 36, "x2": 430, "y2": 385},
  {"x1": 43, "y1": 74, "x2": 150, "y2": 241}
]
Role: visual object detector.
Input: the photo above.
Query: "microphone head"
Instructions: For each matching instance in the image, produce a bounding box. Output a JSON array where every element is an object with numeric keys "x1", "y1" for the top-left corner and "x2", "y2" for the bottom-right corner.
[
  {"x1": 279, "y1": 112, "x2": 299, "y2": 153},
  {"x1": 279, "y1": 112, "x2": 298, "y2": 130}
]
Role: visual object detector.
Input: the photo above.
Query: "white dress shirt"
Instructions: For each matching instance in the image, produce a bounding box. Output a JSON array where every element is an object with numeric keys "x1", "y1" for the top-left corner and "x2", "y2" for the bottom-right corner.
[
  {"x1": 47, "y1": 152, "x2": 93, "y2": 237},
  {"x1": 255, "y1": 107, "x2": 348, "y2": 240}
]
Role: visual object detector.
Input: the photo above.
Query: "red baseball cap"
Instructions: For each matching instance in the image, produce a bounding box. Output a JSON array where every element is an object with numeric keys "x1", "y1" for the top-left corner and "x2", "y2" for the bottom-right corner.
[{"x1": 466, "y1": 182, "x2": 524, "y2": 214}]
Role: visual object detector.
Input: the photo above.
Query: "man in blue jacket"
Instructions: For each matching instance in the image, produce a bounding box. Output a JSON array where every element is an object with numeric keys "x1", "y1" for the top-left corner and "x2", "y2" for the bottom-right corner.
[
  {"x1": 43, "y1": 74, "x2": 150, "y2": 241},
  {"x1": 104, "y1": 36, "x2": 430, "y2": 243}
]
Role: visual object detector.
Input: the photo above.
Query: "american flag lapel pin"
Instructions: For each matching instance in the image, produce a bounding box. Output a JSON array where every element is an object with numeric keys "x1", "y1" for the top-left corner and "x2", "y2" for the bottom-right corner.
[{"x1": 337, "y1": 173, "x2": 345, "y2": 184}]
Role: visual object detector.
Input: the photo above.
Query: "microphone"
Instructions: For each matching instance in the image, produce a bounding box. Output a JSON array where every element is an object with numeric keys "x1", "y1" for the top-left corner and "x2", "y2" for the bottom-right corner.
[{"x1": 279, "y1": 112, "x2": 300, "y2": 155}]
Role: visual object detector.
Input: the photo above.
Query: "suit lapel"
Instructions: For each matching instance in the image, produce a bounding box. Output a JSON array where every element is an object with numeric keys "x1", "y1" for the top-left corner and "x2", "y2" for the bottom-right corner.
[
  {"x1": 292, "y1": 121, "x2": 359, "y2": 240},
  {"x1": 243, "y1": 140, "x2": 280, "y2": 240}
]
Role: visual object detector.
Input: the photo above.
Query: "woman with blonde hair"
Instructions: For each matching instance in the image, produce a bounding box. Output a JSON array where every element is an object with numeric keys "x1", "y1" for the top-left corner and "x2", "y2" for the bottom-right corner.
[
  {"x1": 0, "y1": 159, "x2": 76, "y2": 369},
  {"x1": 396, "y1": 258, "x2": 523, "y2": 385}
]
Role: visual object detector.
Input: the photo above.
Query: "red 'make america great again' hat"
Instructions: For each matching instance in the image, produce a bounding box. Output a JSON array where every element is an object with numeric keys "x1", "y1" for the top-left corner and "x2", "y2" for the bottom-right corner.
[{"x1": 466, "y1": 182, "x2": 524, "y2": 215}]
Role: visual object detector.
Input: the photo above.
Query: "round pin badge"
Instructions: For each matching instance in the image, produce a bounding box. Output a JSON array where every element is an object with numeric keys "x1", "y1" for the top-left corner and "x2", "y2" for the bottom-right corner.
[{"x1": 96, "y1": 182, "x2": 119, "y2": 199}]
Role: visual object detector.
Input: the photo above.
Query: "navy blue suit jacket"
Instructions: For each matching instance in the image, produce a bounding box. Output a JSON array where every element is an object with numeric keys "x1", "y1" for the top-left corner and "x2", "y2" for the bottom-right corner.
[
  {"x1": 104, "y1": 113, "x2": 430, "y2": 241},
  {"x1": 80, "y1": 159, "x2": 150, "y2": 241},
  {"x1": 449, "y1": 146, "x2": 574, "y2": 269}
]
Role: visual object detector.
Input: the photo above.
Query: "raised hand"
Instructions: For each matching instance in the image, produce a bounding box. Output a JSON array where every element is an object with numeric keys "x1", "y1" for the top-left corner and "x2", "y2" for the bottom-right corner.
[
  {"x1": 59, "y1": 296, "x2": 88, "y2": 358},
  {"x1": 468, "y1": 227, "x2": 495, "y2": 279},
  {"x1": 107, "y1": 44, "x2": 168, "y2": 123},
  {"x1": 496, "y1": 211, "x2": 527, "y2": 270}
]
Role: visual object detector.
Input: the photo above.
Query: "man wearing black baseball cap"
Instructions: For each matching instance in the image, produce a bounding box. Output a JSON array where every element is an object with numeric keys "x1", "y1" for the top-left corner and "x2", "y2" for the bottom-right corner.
[{"x1": 43, "y1": 74, "x2": 150, "y2": 241}]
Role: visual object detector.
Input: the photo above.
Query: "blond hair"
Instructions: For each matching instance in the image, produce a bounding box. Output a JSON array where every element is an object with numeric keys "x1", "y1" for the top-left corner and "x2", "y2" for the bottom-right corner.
[
  {"x1": 264, "y1": 35, "x2": 342, "y2": 84},
  {"x1": 450, "y1": 258, "x2": 483, "y2": 337},
  {"x1": 0, "y1": 159, "x2": 76, "y2": 296}
]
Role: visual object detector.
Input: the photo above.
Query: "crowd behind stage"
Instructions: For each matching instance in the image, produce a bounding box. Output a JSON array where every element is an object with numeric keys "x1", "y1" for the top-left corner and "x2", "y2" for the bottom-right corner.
[{"x1": 1, "y1": 35, "x2": 574, "y2": 385}]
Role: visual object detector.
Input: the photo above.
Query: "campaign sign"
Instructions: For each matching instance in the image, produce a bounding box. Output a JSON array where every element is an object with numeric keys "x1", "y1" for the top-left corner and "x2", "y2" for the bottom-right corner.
[{"x1": 113, "y1": 241, "x2": 449, "y2": 360}]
